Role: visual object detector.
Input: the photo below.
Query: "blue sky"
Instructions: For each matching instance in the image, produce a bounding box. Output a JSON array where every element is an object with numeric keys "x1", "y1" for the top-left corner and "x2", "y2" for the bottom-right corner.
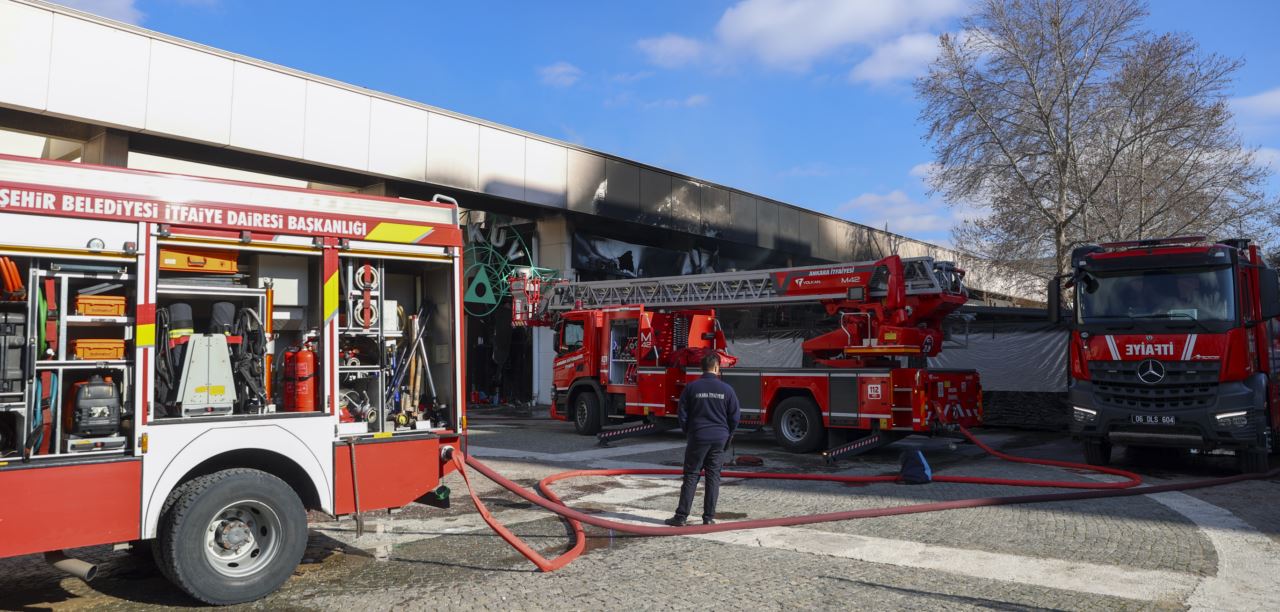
[{"x1": 64, "y1": 0, "x2": 1280, "y2": 247}]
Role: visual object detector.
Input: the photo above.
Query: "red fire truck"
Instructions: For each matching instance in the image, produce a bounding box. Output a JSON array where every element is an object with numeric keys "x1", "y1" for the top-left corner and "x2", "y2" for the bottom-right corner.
[
  {"x1": 1052, "y1": 236, "x2": 1280, "y2": 473},
  {"x1": 512, "y1": 256, "x2": 982, "y2": 457},
  {"x1": 0, "y1": 153, "x2": 466, "y2": 604}
]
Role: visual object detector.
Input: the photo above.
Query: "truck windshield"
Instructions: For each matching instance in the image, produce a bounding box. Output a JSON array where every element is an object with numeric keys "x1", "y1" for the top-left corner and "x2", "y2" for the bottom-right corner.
[{"x1": 1078, "y1": 267, "x2": 1236, "y2": 325}]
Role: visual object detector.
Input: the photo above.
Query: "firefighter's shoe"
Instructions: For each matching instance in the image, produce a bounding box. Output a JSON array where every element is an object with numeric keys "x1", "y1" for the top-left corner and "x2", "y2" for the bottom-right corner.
[
  {"x1": 664, "y1": 516, "x2": 688, "y2": 527},
  {"x1": 703, "y1": 518, "x2": 717, "y2": 525}
]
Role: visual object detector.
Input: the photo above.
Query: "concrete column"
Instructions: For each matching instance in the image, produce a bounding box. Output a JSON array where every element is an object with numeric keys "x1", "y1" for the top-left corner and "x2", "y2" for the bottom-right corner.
[
  {"x1": 80, "y1": 127, "x2": 128, "y2": 167},
  {"x1": 532, "y1": 214, "x2": 572, "y2": 406}
]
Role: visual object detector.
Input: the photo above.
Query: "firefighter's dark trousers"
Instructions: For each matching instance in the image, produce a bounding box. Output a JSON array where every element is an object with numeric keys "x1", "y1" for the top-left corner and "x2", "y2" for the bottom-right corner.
[{"x1": 674, "y1": 441, "x2": 725, "y2": 522}]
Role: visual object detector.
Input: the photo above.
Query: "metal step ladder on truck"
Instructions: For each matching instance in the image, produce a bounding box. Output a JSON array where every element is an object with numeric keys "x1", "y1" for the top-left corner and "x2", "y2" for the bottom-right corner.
[
  {"x1": 0, "y1": 153, "x2": 467, "y2": 605},
  {"x1": 1049, "y1": 236, "x2": 1280, "y2": 473},
  {"x1": 511, "y1": 255, "x2": 982, "y2": 459}
]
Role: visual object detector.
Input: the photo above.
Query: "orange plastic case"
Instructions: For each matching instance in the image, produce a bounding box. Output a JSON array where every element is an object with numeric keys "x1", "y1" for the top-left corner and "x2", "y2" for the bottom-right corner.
[
  {"x1": 73, "y1": 339, "x2": 126, "y2": 360},
  {"x1": 75, "y1": 295, "x2": 127, "y2": 317},
  {"x1": 158, "y1": 247, "x2": 239, "y2": 274}
]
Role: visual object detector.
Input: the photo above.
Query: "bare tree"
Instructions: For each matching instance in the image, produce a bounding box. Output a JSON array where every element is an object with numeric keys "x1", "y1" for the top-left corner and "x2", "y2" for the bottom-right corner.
[{"x1": 918, "y1": 0, "x2": 1274, "y2": 286}]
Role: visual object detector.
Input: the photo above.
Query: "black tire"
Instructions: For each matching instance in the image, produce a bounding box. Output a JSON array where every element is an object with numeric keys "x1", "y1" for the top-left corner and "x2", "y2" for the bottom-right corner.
[
  {"x1": 152, "y1": 475, "x2": 207, "y2": 582},
  {"x1": 1238, "y1": 447, "x2": 1270, "y2": 474},
  {"x1": 1083, "y1": 439, "x2": 1112, "y2": 466},
  {"x1": 771, "y1": 396, "x2": 825, "y2": 453},
  {"x1": 155, "y1": 469, "x2": 307, "y2": 605},
  {"x1": 572, "y1": 390, "x2": 602, "y2": 435}
]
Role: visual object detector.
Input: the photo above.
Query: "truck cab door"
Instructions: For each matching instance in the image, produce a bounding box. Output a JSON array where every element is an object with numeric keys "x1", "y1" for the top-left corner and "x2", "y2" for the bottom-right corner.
[{"x1": 553, "y1": 314, "x2": 589, "y2": 391}]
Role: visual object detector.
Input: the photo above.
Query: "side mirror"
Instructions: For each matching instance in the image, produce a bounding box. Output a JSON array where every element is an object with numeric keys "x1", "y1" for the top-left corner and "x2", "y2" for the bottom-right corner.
[
  {"x1": 1260, "y1": 270, "x2": 1280, "y2": 319},
  {"x1": 1047, "y1": 276, "x2": 1061, "y2": 324}
]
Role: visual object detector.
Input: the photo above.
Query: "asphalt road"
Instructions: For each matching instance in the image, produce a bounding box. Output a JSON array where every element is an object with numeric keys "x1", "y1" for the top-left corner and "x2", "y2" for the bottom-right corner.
[{"x1": 2, "y1": 412, "x2": 1278, "y2": 611}]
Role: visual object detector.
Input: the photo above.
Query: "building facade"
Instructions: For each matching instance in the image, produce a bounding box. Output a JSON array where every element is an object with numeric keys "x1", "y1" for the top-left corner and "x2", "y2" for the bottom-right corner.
[{"x1": 0, "y1": 0, "x2": 1029, "y2": 405}]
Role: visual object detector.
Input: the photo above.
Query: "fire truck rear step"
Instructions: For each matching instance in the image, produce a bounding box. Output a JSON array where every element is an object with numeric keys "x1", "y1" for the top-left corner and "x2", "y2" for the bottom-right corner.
[
  {"x1": 822, "y1": 426, "x2": 896, "y2": 464},
  {"x1": 596, "y1": 420, "x2": 676, "y2": 447}
]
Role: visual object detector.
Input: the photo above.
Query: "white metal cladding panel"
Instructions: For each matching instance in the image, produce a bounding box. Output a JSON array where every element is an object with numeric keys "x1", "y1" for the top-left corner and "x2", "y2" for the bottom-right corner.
[
  {"x1": 478, "y1": 125, "x2": 525, "y2": 200},
  {"x1": 145, "y1": 39, "x2": 234, "y2": 145},
  {"x1": 0, "y1": 211, "x2": 137, "y2": 253},
  {"x1": 819, "y1": 216, "x2": 850, "y2": 261},
  {"x1": 0, "y1": 1, "x2": 53, "y2": 112},
  {"x1": 304, "y1": 81, "x2": 370, "y2": 170},
  {"x1": 426, "y1": 112, "x2": 478, "y2": 190},
  {"x1": 229, "y1": 62, "x2": 306, "y2": 159},
  {"x1": 368, "y1": 97, "x2": 428, "y2": 182},
  {"x1": 525, "y1": 137, "x2": 567, "y2": 208},
  {"x1": 0, "y1": 155, "x2": 455, "y2": 225},
  {"x1": 756, "y1": 199, "x2": 778, "y2": 250},
  {"x1": 46, "y1": 13, "x2": 150, "y2": 129}
]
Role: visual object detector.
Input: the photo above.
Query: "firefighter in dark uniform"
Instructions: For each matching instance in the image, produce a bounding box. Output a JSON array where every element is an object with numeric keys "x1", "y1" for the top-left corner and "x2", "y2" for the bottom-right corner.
[{"x1": 666, "y1": 352, "x2": 741, "y2": 526}]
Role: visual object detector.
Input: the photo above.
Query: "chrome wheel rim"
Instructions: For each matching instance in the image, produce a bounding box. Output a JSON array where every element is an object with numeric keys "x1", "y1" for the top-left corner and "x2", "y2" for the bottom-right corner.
[
  {"x1": 781, "y1": 408, "x2": 809, "y2": 443},
  {"x1": 203, "y1": 500, "x2": 282, "y2": 578},
  {"x1": 575, "y1": 398, "x2": 589, "y2": 429}
]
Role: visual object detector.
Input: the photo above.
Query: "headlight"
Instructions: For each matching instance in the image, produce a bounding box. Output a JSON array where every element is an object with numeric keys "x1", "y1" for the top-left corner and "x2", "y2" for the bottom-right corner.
[
  {"x1": 1215, "y1": 411, "x2": 1249, "y2": 428},
  {"x1": 1073, "y1": 406, "x2": 1097, "y2": 423}
]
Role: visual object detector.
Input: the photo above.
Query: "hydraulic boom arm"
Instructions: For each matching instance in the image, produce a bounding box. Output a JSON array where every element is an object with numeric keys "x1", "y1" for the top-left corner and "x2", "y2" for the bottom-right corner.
[{"x1": 511, "y1": 255, "x2": 967, "y2": 367}]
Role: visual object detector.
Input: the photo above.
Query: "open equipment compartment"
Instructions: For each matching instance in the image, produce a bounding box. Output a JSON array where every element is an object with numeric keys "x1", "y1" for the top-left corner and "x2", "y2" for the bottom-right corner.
[
  {"x1": 0, "y1": 251, "x2": 138, "y2": 460},
  {"x1": 336, "y1": 254, "x2": 457, "y2": 435},
  {"x1": 152, "y1": 245, "x2": 317, "y2": 421}
]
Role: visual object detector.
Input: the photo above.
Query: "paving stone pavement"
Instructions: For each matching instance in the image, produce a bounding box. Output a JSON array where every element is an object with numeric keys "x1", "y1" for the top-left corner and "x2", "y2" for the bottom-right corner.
[{"x1": 1, "y1": 417, "x2": 1277, "y2": 611}]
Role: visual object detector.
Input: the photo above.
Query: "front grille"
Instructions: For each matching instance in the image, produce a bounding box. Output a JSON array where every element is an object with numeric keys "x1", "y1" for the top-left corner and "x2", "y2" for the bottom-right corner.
[{"x1": 1088, "y1": 360, "x2": 1220, "y2": 411}]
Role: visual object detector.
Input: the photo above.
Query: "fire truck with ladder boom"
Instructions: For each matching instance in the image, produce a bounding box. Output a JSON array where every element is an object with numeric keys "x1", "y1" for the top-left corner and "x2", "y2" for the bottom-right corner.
[
  {"x1": 511, "y1": 255, "x2": 982, "y2": 458},
  {"x1": 0, "y1": 153, "x2": 467, "y2": 604},
  {"x1": 1052, "y1": 235, "x2": 1280, "y2": 473}
]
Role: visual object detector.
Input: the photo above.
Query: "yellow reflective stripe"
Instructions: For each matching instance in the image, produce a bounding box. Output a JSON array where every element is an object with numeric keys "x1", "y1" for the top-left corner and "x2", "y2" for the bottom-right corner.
[
  {"x1": 323, "y1": 271, "x2": 339, "y2": 322},
  {"x1": 168, "y1": 328, "x2": 194, "y2": 339},
  {"x1": 365, "y1": 222, "x2": 435, "y2": 244},
  {"x1": 137, "y1": 323, "x2": 156, "y2": 347}
]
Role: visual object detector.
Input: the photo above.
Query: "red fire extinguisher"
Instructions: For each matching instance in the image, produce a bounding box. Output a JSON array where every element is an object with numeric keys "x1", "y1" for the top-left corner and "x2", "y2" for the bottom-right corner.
[{"x1": 283, "y1": 338, "x2": 317, "y2": 412}]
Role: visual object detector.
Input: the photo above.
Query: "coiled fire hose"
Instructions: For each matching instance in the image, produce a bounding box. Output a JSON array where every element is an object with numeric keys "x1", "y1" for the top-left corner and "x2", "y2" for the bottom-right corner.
[{"x1": 451, "y1": 420, "x2": 1280, "y2": 573}]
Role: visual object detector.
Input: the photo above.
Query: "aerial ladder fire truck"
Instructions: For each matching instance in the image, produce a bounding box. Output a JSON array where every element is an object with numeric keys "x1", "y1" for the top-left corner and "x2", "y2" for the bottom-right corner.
[
  {"x1": 0, "y1": 153, "x2": 466, "y2": 604},
  {"x1": 511, "y1": 255, "x2": 982, "y2": 459}
]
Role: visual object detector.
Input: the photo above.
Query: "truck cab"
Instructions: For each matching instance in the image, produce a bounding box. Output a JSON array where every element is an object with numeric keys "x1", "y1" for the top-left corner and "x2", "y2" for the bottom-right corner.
[{"x1": 1054, "y1": 236, "x2": 1280, "y2": 472}]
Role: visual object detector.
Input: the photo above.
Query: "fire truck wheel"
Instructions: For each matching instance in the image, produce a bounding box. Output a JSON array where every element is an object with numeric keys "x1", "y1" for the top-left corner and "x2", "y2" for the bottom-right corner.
[
  {"x1": 1082, "y1": 439, "x2": 1112, "y2": 466},
  {"x1": 156, "y1": 469, "x2": 308, "y2": 605},
  {"x1": 772, "y1": 397, "x2": 824, "y2": 453},
  {"x1": 1238, "y1": 447, "x2": 1270, "y2": 474},
  {"x1": 573, "y1": 391, "x2": 603, "y2": 435}
]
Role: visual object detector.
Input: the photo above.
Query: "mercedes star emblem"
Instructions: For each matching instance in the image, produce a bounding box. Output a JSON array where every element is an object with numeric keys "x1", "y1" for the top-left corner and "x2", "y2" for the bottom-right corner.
[{"x1": 1136, "y1": 359, "x2": 1166, "y2": 384}]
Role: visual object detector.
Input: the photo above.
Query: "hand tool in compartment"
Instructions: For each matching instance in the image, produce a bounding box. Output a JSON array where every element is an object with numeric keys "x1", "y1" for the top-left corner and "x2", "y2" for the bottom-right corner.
[
  {"x1": 0, "y1": 310, "x2": 24, "y2": 397},
  {"x1": 0, "y1": 257, "x2": 25, "y2": 301}
]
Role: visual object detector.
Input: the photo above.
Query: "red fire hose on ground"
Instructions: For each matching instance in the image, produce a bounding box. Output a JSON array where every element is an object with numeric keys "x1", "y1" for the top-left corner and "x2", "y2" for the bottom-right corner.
[{"x1": 451, "y1": 422, "x2": 1280, "y2": 573}]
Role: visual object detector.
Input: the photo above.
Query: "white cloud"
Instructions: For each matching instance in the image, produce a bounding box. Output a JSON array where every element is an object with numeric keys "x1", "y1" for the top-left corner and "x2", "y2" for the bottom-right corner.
[
  {"x1": 780, "y1": 162, "x2": 837, "y2": 178},
  {"x1": 683, "y1": 93, "x2": 710, "y2": 107},
  {"x1": 611, "y1": 70, "x2": 655, "y2": 83},
  {"x1": 908, "y1": 161, "x2": 939, "y2": 179},
  {"x1": 58, "y1": 0, "x2": 144, "y2": 24},
  {"x1": 538, "y1": 61, "x2": 583, "y2": 87},
  {"x1": 841, "y1": 189, "x2": 956, "y2": 235},
  {"x1": 637, "y1": 34, "x2": 705, "y2": 69},
  {"x1": 642, "y1": 94, "x2": 711, "y2": 109},
  {"x1": 1233, "y1": 87, "x2": 1280, "y2": 120},
  {"x1": 1256, "y1": 147, "x2": 1280, "y2": 169},
  {"x1": 850, "y1": 32, "x2": 939, "y2": 84},
  {"x1": 714, "y1": 0, "x2": 965, "y2": 70}
]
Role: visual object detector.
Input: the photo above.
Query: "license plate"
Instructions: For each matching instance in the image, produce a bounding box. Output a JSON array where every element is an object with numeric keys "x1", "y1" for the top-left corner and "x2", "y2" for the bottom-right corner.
[{"x1": 1131, "y1": 415, "x2": 1176, "y2": 425}]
